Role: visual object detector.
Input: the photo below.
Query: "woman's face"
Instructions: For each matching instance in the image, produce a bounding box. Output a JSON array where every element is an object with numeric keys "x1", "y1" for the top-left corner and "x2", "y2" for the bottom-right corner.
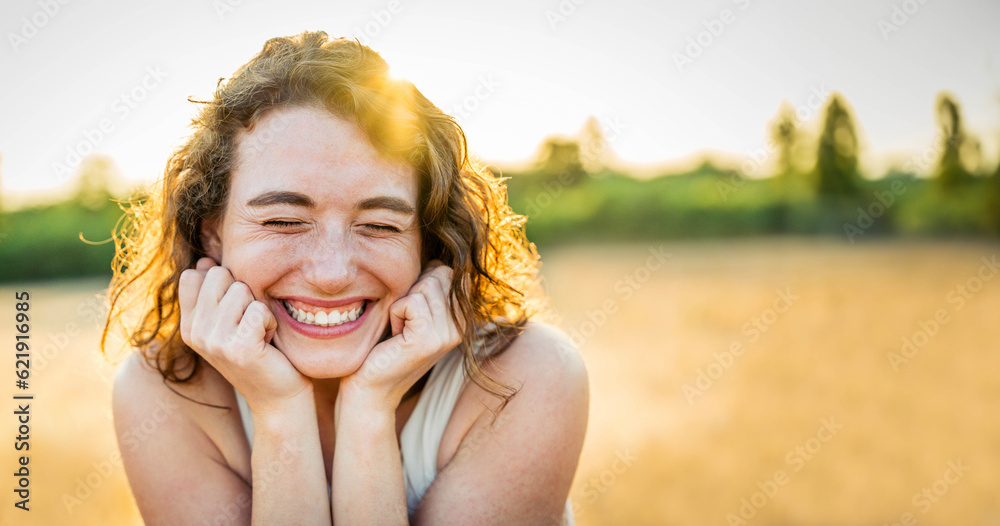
[{"x1": 202, "y1": 104, "x2": 423, "y2": 378}]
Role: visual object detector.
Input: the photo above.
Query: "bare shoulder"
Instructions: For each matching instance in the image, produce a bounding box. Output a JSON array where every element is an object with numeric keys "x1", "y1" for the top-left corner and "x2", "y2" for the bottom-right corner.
[
  {"x1": 112, "y1": 350, "x2": 251, "y2": 484},
  {"x1": 112, "y1": 350, "x2": 235, "y2": 429},
  {"x1": 480, "y1": 320, "x2": 589, "y2": 410},
  {"x1": 506, "y1": 320, "x2": 587, "y2": 374},
  {"x1": 112, "y1": 351, "x2": 254, "y2": 523}
]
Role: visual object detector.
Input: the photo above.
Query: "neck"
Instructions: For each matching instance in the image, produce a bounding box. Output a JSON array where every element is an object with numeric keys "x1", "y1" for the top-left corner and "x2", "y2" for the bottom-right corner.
[
  {"x1": 311, "y1": 377, "x2": 342, "y2": 414},
  {"x1": 311, "y1": 324, "x2": 393, "y2": 414}
]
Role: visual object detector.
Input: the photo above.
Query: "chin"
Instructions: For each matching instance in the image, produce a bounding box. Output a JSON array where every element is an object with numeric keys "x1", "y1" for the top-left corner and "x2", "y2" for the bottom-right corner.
[
  {"x1": 272, "y1": 314, "x2": 392, "y2": 379},
  {"x1": 288, "y1": 352, "x2": 366, "y2": 379}
]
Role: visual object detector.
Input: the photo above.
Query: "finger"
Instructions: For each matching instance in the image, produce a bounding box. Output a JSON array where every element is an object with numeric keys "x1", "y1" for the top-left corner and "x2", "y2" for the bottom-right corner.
[
  {"x1": 422, "y1": 265, "x2": 452, "y2": 293},
  {"x1": 411, "y1": 278, "x2": 449, "y2": 328},
  {"x1": 410, "y1": 265, "x2": 452, "y2": 309},
  {"x1": 235, "y1": 300, "x2": 277, "y2": 352},
  {"x1": 178, "y1": 269, "x2": 207, "y2": 339},
  {"x1": 196, "y1": 257, "x2": 218, "y2": 272},
  {"x1": 197, "y1": 265, "x2": 235, "y2": 309},
  {"x1": 216, "y1": 281, "x2": 256, "y2": 331},
  {"x1": 390, "y1": 292, "x2": 430, "y2": 337},
  {"x1": 421, "y1": 266, "x2": 465, "y2": 334}
]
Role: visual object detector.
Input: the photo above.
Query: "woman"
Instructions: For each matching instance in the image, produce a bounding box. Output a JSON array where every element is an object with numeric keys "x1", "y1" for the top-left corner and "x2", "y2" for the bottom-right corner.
[{"x1": 104, "y1": 31, "x2": 588, "y2": 525}]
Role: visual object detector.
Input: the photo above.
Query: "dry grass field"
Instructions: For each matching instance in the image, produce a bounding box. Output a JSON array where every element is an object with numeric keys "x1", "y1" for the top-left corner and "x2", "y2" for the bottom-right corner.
[{"x1": 2, "y1": 238, "x2": 999, "y2": 525}]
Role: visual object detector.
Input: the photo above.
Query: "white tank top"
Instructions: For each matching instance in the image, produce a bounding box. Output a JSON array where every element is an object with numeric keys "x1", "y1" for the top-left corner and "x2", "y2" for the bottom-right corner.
[{"x1": 233, "y1": 346, "x2": 575, "y2": 524}]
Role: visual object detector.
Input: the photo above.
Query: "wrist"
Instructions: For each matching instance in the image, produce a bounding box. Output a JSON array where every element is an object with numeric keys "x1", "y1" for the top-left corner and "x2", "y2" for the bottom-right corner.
[
  {"x1": 337, "y1": 376, "x2": 399, "y2": 413},
  {"x1": 250, "y1": 384, "x2": 316, "y2": 426},
  {"x1": 334, "y1": 386, "x2": 396, "y2": 431}
]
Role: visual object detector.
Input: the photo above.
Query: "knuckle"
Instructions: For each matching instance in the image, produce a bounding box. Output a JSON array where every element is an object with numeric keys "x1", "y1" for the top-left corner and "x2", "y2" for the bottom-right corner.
[
  {"x1": 244, "y1": 302, "x2": 266, "y2": 324},
  {"x1": 228, "y1": 281, "x2": 253, "y2": 299},
  {"x1": 178, "y1": 270, "x2": 201, "y2": 290},
  {"x1": 206, "y1": 266, "x2": 231, "y2": 280},
  {"x1": 187, "y1": 331, "x2": 207, "y2": 352}
]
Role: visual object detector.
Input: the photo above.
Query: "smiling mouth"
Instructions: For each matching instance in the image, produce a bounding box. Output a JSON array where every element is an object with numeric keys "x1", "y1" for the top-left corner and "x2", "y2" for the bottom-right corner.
[{"x1": 281, "y1": 299, "x2": 369, "y2": 327}]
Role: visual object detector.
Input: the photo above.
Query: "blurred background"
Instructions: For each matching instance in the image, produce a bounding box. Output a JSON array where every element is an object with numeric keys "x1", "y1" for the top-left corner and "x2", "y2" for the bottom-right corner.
[{"x1": 2, "y1": 0, "x2": 1000, "y2": 524}]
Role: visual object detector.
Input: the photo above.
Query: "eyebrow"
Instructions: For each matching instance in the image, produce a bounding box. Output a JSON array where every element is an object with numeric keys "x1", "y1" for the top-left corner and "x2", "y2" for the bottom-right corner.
[
  {"x1": 357, "y1": 196, "x2": 416, "y2": 216},
  {"x1": 246, "y1": 191, "x2": 314, "y2": 208},
  {"x1": 246, "y1": 191, "x2": 415, "y2": 215}
]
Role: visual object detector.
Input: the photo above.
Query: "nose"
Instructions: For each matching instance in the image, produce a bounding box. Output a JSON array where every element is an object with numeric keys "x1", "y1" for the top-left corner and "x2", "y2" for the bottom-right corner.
[{"x1": 301, "y1": 227, "x2": 357, "y2": 294}]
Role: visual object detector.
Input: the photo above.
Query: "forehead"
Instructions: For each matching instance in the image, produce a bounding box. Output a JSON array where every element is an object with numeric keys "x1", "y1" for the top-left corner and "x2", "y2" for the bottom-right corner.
[{"x1": 230, "y1": 105, "x2": 417, "y2": 205}]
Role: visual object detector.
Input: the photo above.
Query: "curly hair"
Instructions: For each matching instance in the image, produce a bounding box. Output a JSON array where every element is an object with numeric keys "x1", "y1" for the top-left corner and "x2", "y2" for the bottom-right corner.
[{"x1": 101, "y1": 30, "x2": 550, "y2": 413}]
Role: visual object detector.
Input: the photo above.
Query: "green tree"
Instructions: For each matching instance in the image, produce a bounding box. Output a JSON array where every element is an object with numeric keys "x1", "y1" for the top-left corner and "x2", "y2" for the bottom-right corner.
[
  {"x1": 934, "y1": 93, "x2": 970, "y2": 192},
  {"x1": 982, "y1": 154, "x2": 1000, "y2": 235},
  {"x1": 534, "y1": 137, "x2": 585, "y2": 184},
  {"x1": 770, "y1": 102, "x2": 798, "y2": 179},
  {"x1": 814, "y1": 94, "x2": 861, "y2": 198},
  {"x1": 768, "y1": 102, "x2": 800, "y2": 230}
]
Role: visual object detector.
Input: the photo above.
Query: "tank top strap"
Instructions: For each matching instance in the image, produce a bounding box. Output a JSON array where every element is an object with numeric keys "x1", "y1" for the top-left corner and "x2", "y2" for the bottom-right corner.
[
  {"x1": 399, "y1": 345, "x2": 468, "y2": 517},
  {"x1": 234, "y1": 386, "x2": 255, "y2": 447}
]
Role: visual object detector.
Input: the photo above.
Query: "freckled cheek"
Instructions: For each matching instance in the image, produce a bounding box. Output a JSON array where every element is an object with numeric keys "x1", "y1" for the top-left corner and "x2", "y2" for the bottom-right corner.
[
  {"x1": 357, "y1": 238, "x2": 421, "y2": 297},
  {"x1": 223, "y1": 240, "x2": 294, "y2": 300}
]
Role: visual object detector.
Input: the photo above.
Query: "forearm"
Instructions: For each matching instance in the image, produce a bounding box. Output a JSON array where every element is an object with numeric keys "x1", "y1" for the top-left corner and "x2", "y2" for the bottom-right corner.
[
  {"x1": 332, "y1": 395, "x2": 408, "y2": 525},
  {"x1": 251, "y1": 390, "x2": 332, "y2": 526}
]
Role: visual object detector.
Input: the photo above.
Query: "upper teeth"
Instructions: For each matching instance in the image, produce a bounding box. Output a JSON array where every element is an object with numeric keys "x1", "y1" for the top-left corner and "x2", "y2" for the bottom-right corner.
[{"x1": 283, "y1": 300, "x2": 365, "y2": 327}]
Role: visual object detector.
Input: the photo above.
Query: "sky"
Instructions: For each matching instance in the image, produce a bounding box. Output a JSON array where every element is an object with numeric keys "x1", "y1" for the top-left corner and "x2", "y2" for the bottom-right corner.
[{"x1": 1, "y1": 0, "x2": 999, "y2": 204}]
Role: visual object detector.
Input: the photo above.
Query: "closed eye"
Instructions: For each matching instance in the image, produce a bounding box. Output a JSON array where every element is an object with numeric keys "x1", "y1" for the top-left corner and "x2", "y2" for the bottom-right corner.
[
  {"x1": 364, "y1": 224, "x2": 401, "y2": 233},
  {"x1": 263, "y1": 220, "x2": 303, "y2": 228}
]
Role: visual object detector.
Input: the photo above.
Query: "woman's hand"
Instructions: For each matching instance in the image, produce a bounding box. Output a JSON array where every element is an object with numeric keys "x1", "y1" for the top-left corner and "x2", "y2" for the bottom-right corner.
[
  {"x1": 178, "y1": 257, "x2": 312, "y2": 416},
  {"x1": 338, "y1": 260, "x2": 465, "y2": 414}
]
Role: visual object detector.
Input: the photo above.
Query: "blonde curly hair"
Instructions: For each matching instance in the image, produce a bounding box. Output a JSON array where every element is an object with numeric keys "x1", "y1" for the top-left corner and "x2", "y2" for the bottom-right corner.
[{"x1": 101, "y1": 30, "x2": 550, "y2": 412}]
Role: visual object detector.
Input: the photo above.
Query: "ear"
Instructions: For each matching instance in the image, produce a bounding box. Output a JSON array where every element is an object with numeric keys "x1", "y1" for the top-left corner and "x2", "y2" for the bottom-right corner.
[{"x1": 200, "y1": 218, "x2": 223, "y2": 263}]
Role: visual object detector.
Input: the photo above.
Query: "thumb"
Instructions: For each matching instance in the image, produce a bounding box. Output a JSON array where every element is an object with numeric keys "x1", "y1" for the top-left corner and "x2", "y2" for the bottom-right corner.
[{"x1": 236, "y1": 301, "x2": 276, "y2": 352}]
